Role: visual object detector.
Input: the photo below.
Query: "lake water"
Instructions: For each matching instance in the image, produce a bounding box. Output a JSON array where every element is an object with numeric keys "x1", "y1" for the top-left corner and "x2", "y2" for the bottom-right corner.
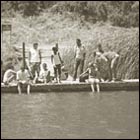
[{"x1": 1, "y1": 91, "x2": 139, "y2": 139}]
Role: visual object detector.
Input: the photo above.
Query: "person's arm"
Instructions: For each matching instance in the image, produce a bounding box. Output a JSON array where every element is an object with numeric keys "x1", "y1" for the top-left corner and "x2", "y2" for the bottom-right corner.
[
  {"x1": 39, "y1": 49, "x2": 42, "y2": 63},
  {"x1": 10, "y1": 70, "x2": 16, "y2": 75},
  {"x1": 74, "y1": 46, "x2": 76, "y2": 59},
  {"x1": 115, "y1": 53, "x2": 119, "y2": 58},
  {"x1": 100, "y1": 54, "x2": 108, "y2": 62},
  {"x1": 58, "y1": 52, "x2": 63, "y2": 64},
  {"x1": 51, "y1": 55, "x2": 54, "y2": 64},
  {"x1": 51, "y1": 55, "x2": 56, "y2": 67},
  {"x1": 83, "y1": 46, "x2": 86, "y2": 60},
  {"x1": 80, "y1": 68, "x2": 89, "y2": 77}
]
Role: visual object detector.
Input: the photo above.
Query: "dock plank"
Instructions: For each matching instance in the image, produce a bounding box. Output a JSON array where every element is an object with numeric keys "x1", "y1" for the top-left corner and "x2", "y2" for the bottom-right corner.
[{"x1": 1, "y1": 80, "x2": 139, "y2": 93}]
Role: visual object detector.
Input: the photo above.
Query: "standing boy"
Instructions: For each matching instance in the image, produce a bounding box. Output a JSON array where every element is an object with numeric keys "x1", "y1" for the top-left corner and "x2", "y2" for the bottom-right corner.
[
  {"x1": 29, "y1": 43, "x2": 41, "y2": 83},
  {"x1": 73, "y1": 39, "x2": 86, "y2": 81},
  {"x1": 51, "y1": 45, "x2": 63, "y2": 83}
]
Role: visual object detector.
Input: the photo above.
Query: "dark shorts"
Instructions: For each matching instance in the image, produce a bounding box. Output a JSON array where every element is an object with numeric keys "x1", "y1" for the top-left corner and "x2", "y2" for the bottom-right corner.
[
  {"x1": 54, "y1": 64, "x2": 61, "y2": 76},
  {"x1": 30, "y1": 62, "x2": 40, "y2": 77}
]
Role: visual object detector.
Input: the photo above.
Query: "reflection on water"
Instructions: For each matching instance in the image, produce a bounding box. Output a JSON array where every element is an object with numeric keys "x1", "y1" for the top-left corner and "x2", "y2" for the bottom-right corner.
[{"x1": 1, "y1": 91, "x2": 139, "y2": 139}]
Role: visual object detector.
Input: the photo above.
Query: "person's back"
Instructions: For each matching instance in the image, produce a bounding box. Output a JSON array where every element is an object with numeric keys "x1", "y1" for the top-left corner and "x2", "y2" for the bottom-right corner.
[
  {"x1": 88, "y1": 63, "x2": 100, "y2": 79},
  {"x1": 101, "y1": 51, "x2": 119, "y2": 81},
  {"x1": 87, "y1": 63, "x2": 100, "y2": 93},
  {"x1": 3, "y1": 67, "x2": 16, "y2": 84},
  {"x1": 89, "y1": 67, "x2": 98, "y2": 78},
  {"x1": 103, "y1": 51, "x2": 119, "y2": 61}
]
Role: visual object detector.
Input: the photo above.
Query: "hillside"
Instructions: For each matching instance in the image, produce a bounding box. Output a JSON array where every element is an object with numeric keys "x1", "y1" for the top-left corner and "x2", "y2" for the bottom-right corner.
[{"x1": 1, "y1": 12, "x2": 139, "y2": 79}]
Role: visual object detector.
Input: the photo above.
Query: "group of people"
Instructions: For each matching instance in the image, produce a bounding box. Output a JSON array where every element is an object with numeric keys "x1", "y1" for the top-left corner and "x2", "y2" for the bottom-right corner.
[
  {"x1": 1, "y1": 38, "x2": 120, "y2": 94},
  {"x1": 73, "y1": 39, "x2": 120, "y2": 92},
  {"x1": 1, "y1": 42, "x2": 68, "y2": 94}
]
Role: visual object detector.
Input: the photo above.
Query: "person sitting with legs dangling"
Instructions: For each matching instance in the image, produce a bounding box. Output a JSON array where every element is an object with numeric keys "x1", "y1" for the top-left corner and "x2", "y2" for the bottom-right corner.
[
  {"x1": 17, "y1": 66, "x2": 31, "y2": 95},
  {"x1": 86, "y1": 62, "x2": 101, "y2": 93}
]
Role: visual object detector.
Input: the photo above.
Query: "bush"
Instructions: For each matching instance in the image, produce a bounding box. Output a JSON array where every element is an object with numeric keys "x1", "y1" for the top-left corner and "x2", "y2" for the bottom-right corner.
[{"x1": 1, "y1": 1, "x2": 139, "y2": 27}]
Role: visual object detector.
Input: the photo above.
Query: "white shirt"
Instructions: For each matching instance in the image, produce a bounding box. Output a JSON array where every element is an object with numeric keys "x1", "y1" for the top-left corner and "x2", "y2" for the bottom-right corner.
[
  {"x1": 29, "y1": 48, "x2": 40, "y2": 63},
  {"x1": 52, "y1": 52, "x2": 61, "y2": 65},
  {"x1": 3, "y1": 69, "x2": 16, "y2": 83},
  {"x1": 39, "y1": 70, "x2": 49, "y2": 79},
  {"x1": 75, "y1": 45, "x2": 86, "y2": 60},
  {"x1": 17, "y1": 69, "x2": 30, "y2": 81}
]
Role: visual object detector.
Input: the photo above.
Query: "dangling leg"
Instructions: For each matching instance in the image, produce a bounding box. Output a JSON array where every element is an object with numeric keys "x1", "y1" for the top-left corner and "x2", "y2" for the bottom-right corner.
[
  {"x1": 96, "y1": 83, "x2": 100, "y2": 93},
  {"x1": 91, "y1": 84, "x2": 95, "y2": 93},
  {"x1": 95, "y1": 79, "x2": 100, "y2": 92},
  {"x1": 108, "y1": 62, "x2": 112, "y2": 81},
  {"x1": 17, "y1": 82, "x2": 22, "y2": 95},
  {"x1": 111, "y1": 56, "x2": 119, "y2": 81},
  {"x1": 27, "y1": 84, "x2": 31, "y2": 95}
]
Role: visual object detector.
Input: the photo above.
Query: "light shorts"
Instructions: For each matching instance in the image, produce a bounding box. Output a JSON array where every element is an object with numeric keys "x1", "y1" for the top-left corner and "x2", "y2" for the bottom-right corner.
[
  {"x1": 18, "y1": 81, "x2": 30, "y2": 86},
  {"x1": 88, "y1": 78, "x2": 99, "y2": 84}
]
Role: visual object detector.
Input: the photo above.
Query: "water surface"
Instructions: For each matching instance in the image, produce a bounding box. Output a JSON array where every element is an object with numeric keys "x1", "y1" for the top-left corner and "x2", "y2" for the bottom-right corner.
[{"x1": 1, "y1": 91, "x2": 139, "y2": 139}]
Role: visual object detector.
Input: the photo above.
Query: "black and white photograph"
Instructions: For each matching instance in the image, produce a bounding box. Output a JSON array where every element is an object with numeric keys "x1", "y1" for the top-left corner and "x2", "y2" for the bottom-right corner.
[{"x1": 1, "y1": 1, "x2": 139, "y2": 139}]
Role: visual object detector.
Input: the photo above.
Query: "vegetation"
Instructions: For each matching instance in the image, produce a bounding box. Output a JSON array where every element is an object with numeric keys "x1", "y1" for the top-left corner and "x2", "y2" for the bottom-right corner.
[
  {"x1": 1, "y1": 1, "x2": 139, "y2": 27},
  {"x1": 1, "y1": 1, "x2": 139, "y2": 79}
]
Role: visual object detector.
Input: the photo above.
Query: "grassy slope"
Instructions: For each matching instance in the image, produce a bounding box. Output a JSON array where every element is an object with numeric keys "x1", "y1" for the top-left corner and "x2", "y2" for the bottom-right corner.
[{"x1": 1, "y1": 12, "x2": 139, "y2": 79}]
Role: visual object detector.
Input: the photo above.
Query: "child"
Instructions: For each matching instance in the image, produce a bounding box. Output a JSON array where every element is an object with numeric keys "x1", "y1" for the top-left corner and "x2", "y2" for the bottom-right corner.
[
  {"x1": 17, "y1": 66, "x2": 31, "y2": 95},
  {"x1": 83, "y1": 62, "x2": 100, "y2": 93},
  {"x1": 38, "y1": 63, "x2": 51, "y2": 83},
  {"x1": 29, "y1": 43, "x2": 41, "y2": 82},
  {"x1": 94, "y1": 51, "x2": 119, "y2": 81},
  {"x1": 3, "y1": 65, "x2": 16, "y2": 85},
  {"x1": 51, "y1": 45, "x2": 63, "y2": 83}
]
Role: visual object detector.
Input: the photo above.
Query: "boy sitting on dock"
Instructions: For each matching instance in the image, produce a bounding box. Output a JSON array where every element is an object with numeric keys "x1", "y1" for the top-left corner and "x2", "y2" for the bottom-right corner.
[
  {"x1": 17, "y1": 66, "x2": 31, "y2": 95},
  {"x1": 38, "y1": 63, "x2": 51, "y2": 84},
  {"x1": 3, "y1": 65, "x2": 16, "y2": 85},
  {"x1": 81, "y1": 62, "x2": 100, "y2": 93}
]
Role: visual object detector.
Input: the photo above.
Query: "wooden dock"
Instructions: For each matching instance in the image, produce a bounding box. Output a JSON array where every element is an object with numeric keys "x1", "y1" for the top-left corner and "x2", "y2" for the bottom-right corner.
[{"x1": 1, "y1": 79, "x2": 139, "y2": 93}]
